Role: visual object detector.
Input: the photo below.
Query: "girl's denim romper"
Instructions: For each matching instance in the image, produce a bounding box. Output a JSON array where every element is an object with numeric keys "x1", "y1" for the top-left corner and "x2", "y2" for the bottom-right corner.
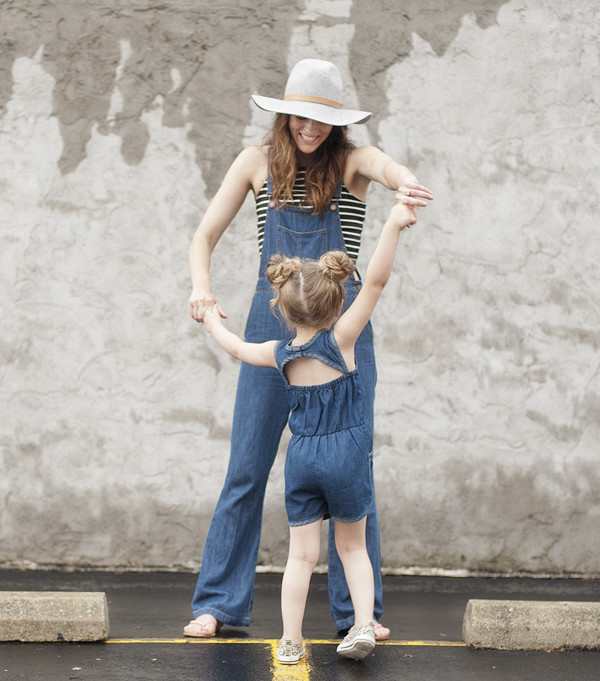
[
  {"x1": 192, "y1": 167, "x2": 383, "y2": 631},
  {"x1": 275, "y1": 328, "x2": 374, "y2": 526}
]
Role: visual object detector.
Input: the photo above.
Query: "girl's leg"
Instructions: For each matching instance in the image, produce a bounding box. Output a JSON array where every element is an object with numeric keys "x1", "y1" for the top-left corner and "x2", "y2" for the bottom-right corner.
[
  {"x1": 333, "y1": 518, "x2": 374, "y2": 626},
  {"x1": 281, "y1": 519, "x2": 323, "y2": 643}
]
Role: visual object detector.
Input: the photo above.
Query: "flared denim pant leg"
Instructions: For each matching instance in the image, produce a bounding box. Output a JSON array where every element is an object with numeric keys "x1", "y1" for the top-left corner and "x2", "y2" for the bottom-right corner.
[
  {"x1": 327, "y1": 321, "x2": 383, "y2": 630},
  {"x1": 191, "y1": 360, "x2": 289, "y2": 625}
]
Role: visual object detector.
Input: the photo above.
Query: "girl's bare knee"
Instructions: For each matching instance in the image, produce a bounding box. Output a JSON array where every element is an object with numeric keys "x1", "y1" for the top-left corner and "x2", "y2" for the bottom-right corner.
[
  {"x1": 334, "y1": 521, "x2": 367, "y2": 558},
  {"x1": 335, "y1": 542, "x2": 365, "y2": 560},
  {"x1": 289, "y1": 547, "x2": 320, "y2": 567}
]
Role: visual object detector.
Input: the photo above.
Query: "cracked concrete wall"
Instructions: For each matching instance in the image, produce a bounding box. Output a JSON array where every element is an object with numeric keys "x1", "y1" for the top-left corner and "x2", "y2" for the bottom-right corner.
[{"x1": 1, "y1": 0, "x2": 598, "y2": 575}]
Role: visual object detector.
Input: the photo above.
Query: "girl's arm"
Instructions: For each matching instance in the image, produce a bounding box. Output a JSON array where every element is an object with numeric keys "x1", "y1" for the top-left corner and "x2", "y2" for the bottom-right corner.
[
  {"x1": 203, "y1": 305, "x2": 278, "y2": 368},
  {"x1": 189, "y1": 145, "x2": 267, "y2": 322},
  {"x1": 334, "y1": 199, "x2": 416, "y2": 352}
]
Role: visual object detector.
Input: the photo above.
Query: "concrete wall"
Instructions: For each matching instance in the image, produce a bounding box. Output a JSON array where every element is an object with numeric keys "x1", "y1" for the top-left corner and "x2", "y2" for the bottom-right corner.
[{"x1": 1, "y1": 0, "x2": 598, "y2": 575}]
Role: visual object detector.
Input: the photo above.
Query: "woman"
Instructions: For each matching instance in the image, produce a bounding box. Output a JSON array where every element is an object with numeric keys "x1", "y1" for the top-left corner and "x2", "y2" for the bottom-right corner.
[{"x1": 184, "y1": 58, "x2": 433, "y2": 639}]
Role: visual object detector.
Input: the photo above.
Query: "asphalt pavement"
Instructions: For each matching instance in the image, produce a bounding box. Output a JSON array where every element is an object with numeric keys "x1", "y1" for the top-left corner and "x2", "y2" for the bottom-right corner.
[{"x1": 1, "y1": 569, "x2": 599, "y2": 680}]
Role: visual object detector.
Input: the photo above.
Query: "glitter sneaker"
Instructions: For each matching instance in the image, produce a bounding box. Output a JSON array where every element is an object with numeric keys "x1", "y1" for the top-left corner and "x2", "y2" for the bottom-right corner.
[
  {"x1": 277, "y1": 638, "x2": 306, "y2": 664},
  {"x1": 336, "y1": 621, "x2": 375, "y2": 660}
]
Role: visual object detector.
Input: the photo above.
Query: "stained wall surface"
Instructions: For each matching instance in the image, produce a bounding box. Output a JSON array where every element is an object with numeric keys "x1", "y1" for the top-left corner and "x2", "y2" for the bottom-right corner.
[{"x1": 1, "y1": 0, "x2": 598, "y2": 575}]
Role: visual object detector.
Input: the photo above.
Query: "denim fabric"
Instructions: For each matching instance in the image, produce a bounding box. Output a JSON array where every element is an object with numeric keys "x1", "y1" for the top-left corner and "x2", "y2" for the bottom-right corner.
[
  {"x1": 191, "y1": 175, "x2": 382, "y2": 630},
  {"x1": 275, "y1": 329, "x2": 374, "y2": 526}
]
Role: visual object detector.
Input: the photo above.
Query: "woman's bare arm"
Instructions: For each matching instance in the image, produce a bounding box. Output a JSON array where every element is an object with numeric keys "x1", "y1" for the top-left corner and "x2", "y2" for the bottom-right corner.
[{"x1": 188, "y1": 145, "x2": 267, "y2": 321}]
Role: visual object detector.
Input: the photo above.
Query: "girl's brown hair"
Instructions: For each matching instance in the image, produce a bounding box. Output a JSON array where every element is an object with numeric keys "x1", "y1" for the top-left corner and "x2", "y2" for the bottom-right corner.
[
  {"x1": 266, "y1": 251, "x2": 355, "y2": 329},
  {"x1": 265, "y1": 114, "x2": 353, "y2": 215}
]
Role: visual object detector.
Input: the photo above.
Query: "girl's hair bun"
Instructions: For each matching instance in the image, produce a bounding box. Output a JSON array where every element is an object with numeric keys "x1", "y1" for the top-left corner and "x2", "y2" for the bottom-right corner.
[
  {"x1": 318, "y1": 250, "x2": 355, "y2": 282},
  {"x1": 266, "y1": 254, "x2": 303, "y2": 287}
]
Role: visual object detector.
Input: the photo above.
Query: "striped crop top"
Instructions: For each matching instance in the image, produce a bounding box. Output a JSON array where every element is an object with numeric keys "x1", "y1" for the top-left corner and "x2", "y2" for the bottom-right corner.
[{"x1": 255, "y1": 169, "x2": 367, "y2": 261}]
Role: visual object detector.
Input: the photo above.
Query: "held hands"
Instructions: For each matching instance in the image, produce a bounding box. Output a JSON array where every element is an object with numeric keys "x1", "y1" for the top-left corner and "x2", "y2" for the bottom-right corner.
[{"x1": 188, "y1": 287, "x2": 227, "y2": 323}]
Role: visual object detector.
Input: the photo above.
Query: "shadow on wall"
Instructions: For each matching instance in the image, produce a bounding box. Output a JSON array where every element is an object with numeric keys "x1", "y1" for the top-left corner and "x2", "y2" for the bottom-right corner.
[
  {"x1": 0, "y1": 0, "x2": 304, "y2": 196},
  {"x1": 0, "y1": 0, "x2": 509, "y2": 195},
  {"x1": 349, "y1": 0, "x2": 509, "y2": 150}
]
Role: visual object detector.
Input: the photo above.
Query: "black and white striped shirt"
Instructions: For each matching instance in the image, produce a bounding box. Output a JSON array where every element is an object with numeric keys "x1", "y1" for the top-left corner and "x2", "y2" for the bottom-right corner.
[{"x1": 255, "y1": 169, "x2": 367, "y2": 261}]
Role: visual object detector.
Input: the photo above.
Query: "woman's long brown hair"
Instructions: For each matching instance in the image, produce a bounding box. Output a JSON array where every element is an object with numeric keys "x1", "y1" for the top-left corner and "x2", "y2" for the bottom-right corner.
[{"x1": 265, "y1": 114, "x2": 353, "y2": 215}]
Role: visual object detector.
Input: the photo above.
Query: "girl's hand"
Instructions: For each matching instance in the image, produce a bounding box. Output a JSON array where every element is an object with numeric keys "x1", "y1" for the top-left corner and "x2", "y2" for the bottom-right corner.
[
  {"x1": 189, "y1": 287, "x2": 227, "y2": 322},
  {"x1": 203, "y1": 303, "x2": 222, "y2": 332},
  {"x1": 389, "y1": 196, "x2": 418, "y2": 230}
]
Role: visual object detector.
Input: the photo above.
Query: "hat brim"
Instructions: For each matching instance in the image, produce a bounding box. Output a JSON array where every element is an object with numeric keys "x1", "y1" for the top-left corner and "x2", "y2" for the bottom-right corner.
[{"x1": 251, "y1": 94, "x2": 372, "y2": 126}]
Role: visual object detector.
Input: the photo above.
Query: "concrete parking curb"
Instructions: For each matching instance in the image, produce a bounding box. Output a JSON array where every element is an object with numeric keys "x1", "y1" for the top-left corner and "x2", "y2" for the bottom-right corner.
[
  {"x1": 0, "y1": 591, "x2": 109, "y2": 642},
  {"x1": 463, "y1": 599, "x2": 600, "y2": 650}
]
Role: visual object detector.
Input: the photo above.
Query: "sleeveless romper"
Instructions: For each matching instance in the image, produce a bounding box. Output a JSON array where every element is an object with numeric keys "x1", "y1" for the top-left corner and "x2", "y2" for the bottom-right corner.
[{"x1": 275, "y1": 328, "x2": 374, "y2": 526}]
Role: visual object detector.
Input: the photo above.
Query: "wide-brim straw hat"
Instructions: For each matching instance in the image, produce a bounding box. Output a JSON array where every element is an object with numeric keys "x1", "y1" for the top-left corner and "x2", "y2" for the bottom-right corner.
[{"x1": 251, "y1": 58, "x2": 372, "y2": 126}]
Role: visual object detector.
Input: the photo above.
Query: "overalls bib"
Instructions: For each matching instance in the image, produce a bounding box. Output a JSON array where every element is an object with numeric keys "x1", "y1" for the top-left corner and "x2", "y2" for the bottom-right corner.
[
  {"x1": 192, "y1": 166, "x2": 383, "y2": 630},
  {"x1": 246, "y1": 174, "x2": 357, "y2": 343}
]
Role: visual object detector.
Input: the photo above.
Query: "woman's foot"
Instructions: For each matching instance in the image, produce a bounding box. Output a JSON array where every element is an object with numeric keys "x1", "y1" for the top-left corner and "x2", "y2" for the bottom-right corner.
[
  {"x1": 183, "y1": 614, "x2": 223, "y2": 638},
  {"x1": 373, "y1": 620, "x2": 390, "y2": 640}
]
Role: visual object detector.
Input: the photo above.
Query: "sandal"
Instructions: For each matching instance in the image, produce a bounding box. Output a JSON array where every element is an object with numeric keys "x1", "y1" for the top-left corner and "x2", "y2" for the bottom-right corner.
[
  {"x1": 183, "y1": 614, "x2": 223, "y2": 638},
  {"x1": 373, "y1": 621, "x2": 391, "y2": 640}
]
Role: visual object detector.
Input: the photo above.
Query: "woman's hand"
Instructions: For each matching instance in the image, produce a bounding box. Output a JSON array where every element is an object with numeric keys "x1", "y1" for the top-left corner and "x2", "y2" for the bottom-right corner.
[
  {"x1": 188, "y1": 287, "x2": 227, "y2": 323},
  {"x1": 397, "y1": 179, "x2": 434, "y2": 219}
]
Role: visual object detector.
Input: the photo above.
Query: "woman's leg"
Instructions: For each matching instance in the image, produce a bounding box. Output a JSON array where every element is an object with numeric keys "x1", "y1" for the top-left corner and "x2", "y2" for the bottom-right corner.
[
  {"x1": 333, "y1": 518, "x2": 374, "y2": 626},
  {"x1": 189, "y1": 361, "x2": 290, "y2": 626},
  {"x1": 281, "y1": 519, "x2": 323, "y2": 643},
  {"x1": 328, "y1": 324, "x2": 384, "y2": 630}
]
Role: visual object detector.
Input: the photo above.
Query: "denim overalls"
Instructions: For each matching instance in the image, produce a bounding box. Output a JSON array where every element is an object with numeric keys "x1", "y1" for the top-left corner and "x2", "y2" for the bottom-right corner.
[
  {"x1": 275, "y1": 328, "x2": 374, "y2": 526},
  {"x1": 192, "y1": 170, "x2": 383, "y2": 630}
]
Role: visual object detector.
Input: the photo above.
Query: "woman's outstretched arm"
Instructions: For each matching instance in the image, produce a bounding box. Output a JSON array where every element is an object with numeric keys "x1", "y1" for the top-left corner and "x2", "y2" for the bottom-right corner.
[{"x1": 345, "y1": 144, "x2": 433, "y2": 209}]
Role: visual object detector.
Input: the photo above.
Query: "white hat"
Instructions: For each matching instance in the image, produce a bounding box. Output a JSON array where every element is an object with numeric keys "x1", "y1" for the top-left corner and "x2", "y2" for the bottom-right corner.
[{"x1": 251, "y1": 58, "x2": 372, "y2": 126}]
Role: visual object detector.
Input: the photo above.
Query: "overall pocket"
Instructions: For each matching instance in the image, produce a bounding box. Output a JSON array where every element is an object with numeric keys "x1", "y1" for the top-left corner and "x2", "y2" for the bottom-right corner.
[{"x1": 277, "y1": 225, "x2": 328, "y2": 260}]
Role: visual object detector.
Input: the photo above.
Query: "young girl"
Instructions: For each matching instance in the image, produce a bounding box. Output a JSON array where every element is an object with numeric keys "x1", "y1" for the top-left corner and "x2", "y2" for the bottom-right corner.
[{"x1": 203, "y1": 196, "x2": 416, "y2": 662}]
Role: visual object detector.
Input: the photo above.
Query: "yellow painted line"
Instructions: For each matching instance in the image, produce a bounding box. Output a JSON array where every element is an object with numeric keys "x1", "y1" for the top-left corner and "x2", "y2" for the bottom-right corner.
[
  {"x1": 106, "y1": 638, "x2": 271, "y2": 644},
  {"x1": 378, "y1": 640, "x2": 465, "y2": 648},
  {"x1": 106, "y1": 637, "x2": 464, "y2": 647},
  {"x1": 292, "y1": 639, "x2": 465, "y2": 648}
]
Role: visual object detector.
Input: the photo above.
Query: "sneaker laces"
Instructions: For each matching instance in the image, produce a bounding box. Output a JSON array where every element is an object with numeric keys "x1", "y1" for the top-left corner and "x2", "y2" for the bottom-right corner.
[
  {"x1": 349, "y1": 622, "x2": 374, "y2": 636},
  {"x1": 279, "y1": 639, "x2": 303, "y2": 655}
]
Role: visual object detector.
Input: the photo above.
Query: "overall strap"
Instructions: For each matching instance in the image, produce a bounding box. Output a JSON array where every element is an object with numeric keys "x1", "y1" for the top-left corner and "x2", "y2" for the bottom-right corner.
[
  {"x1": 332, "y1": 178, "x2": 343, "y2": 201},
  {"x1": 266, "y1": 147, "x2": 273, "y2": 198}
]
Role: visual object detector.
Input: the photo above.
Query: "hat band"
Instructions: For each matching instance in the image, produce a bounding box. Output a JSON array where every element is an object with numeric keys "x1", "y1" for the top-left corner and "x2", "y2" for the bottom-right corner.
[{"x1": 284, "y1": 94, "x2": 343, "y2": 109}]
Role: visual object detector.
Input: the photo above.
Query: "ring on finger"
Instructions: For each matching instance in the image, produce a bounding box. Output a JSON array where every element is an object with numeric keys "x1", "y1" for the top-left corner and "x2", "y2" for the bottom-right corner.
[{"x1": 406, "y1": 189, "x2": 411, "y2": 197}]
